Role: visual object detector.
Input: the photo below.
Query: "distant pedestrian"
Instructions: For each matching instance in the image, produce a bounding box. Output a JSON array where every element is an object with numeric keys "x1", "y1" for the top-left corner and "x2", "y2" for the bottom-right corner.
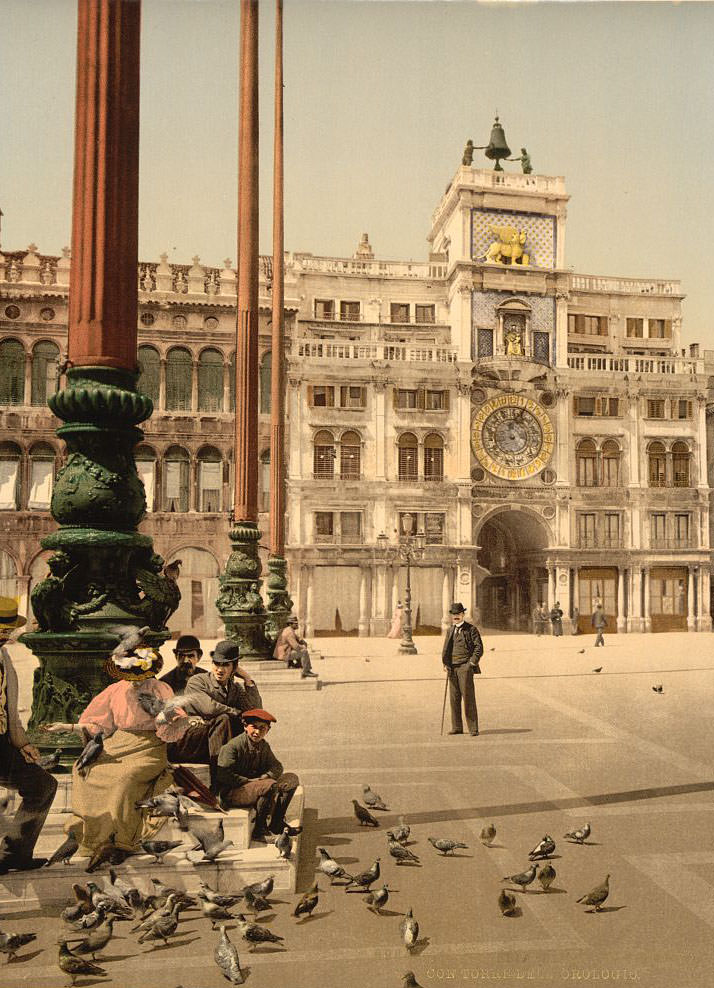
[
  {"x1": 571, "y1": 607, "x2": 580, "y2": 635},
  {"x1": 532, "y1": 602, "x2": 545, "y2": 636},
  {"x1": 387, "y1": 601, "x2": 404, "y2": 640},
  {"x1": 441, "y1": 603, "x2": 483, "y2": 736},
  {"x1": 592, "y1": 604, "x2": 607, "y2": 647},
  {"x1": 274, "y1": 617, "x2": 317, "y2": 678},
  {"x1": 550, "y1": 602, "x2": 563, "y2": 637}
]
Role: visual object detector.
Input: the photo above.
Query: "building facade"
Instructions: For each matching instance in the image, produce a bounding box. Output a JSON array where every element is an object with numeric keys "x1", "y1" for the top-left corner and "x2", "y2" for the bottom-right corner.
[{"x1": 1, "y1": 163, "x2": 712, "y2": 637}]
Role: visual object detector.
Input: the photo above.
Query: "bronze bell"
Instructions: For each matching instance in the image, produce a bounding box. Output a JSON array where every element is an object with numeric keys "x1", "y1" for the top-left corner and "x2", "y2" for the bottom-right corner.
[{"x1": 485, "y1": 116, "x2": 511, "y2": 171}]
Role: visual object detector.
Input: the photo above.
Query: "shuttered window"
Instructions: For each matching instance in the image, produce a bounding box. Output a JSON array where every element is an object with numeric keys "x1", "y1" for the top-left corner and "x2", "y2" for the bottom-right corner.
[
  {"x1": 137, "y1": 346, "x2": 160, "y2": 406},
  {"x1": 164, "y1": 446, "x2": 190, "y2": 511},
  {"x1": 198, "y1": 349, "x2": 223, "y2": 412},
  {"x1": 31, "y1": 341, "x2": 59, "y2": 405},
  {"x1": 166, "y1": 348, "x2": 192, "y2": 411},
  {"x1": 0, "y1": 340, "x2": 25, "y2": 404}
]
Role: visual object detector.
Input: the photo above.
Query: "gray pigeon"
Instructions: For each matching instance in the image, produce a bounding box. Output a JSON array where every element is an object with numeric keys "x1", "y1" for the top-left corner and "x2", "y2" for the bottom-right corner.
[
  {"x1": 362, "y1": 785, "x2": 389, "y2": 810},
  {"x1": 111, "y1": 625, "x2": 152, "y2": 659},
  {"x1": 564, "y1": 822, "x2": 591, "y2": 844},
  {"x1": 317, "y1": 848, "x2": 353, "y2": 884},
  {"x1": 352, "y1": 800, "x2": 380, "y2": 827},
  {"x1": 275, "y1": 827, "x2": 292, "y2": 860},
  {"x1": 502, "y1": 864, "x2": 537, "y2": 892},
  {"x1": 428, "y1": 837, "x2": 468, "y2": 856},
  {"x1": 86, "y1": 882, "x2": 133, "y2": 918},
  {"x1": 57, "y1": 941, "x2": 106, "y2": 983},
  {"x1": 0, "y1": 930, "x2": 36, "y2": 962},
  {"x1": 365, "y1": 884, "x2": 391, "y2": 914},
  {"x1": 576, "y1": 874, "x2": 610, "y2": 912},
  {"x1": 137, "y1": 897, "x2": 182, "y2": 944},
  {"x1": 480, "y1": 823, "x2": 496, "y2": 846},
  {"x1": 214, "y1": 925, "x2": 244, "y2": 984},
  {"x1": 243, "y1": 875, "x2": 274, "y2": 898},
  {"x1": 141, "y1": 839, "x2": 183, "y2": 863},
  {"x1": 387, "y1": 816, "x2": 410, "y2": 845},
  {"x1": 528, "y1": 835, "x2": 556, "y2": 860},
  {"x1": 243, "y1": 888, "x2": 271, "y2": 916},
  {"x1": 402, "y1": 974, "x2": 424, "y2": 988},
  {"x1": 199, "y1": 893, "x2": 238, "y2": 929},
  {"x1": 235, "y1": 913, "x2": 285, "y2": 952},
  {"x1": 400, "y1": 907, "x2": 419, "y2": 951},
  {"x1": 537, "y1": 863, "x2": 556, "y2": 892},
  {"x1": 68, "y1": 905, "x2": 107, "y2": 932},
  {"x1": 74, "y1": 732, "x2": 105, "y2": 776},
  {"x1": 652, "y1": 684, "x2": 664, "y2": 693},
  {"x1": 388, "y1": 839, "x2": 420, "y2": 866},
  {"x1": 61, "y1": 903, "x2": 85, "y2": 924},
  {"x1": 61, "y1": 916, "x2": 115, "y2": 960},
  {"x1": 498, "y1": 889, "x2": 518, "y2": 916},
  {"x1": 345, "y1": 858, "x2": 380, "y2": 892},
  {"x1": 199, "y1": 883, "x2": 242, "y2": 909},
  {"x1": 39, "y1": 749, "x2": 62, "y2": 772},
  {"x1": 191, "y1": 818, "x2": 233, "y2": 862},
  {"x1": 47, "y1": 830, "x2": 79, "y2": 867}
]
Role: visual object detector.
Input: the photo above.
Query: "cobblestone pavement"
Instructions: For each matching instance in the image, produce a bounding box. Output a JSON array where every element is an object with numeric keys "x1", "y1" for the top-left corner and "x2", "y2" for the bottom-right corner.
[{"x1": 3, "y1": 630, "x2": 714, "y2": 988}]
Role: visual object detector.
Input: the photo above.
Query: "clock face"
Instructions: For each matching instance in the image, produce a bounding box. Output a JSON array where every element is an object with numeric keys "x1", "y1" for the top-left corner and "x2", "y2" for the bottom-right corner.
[{"x1": 471, "y1": 394, "x2": 554, "y2": 480}]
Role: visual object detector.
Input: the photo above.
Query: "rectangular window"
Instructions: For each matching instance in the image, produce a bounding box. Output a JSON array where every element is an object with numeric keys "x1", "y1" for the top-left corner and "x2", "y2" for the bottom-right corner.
[
  {"x1": 314, "y1": 299, "x2": 334, "y2": 319},
  {"x1": 415, "y1": 304, "x2": 435, "y2": 324},
  {"x1": 136, "y1": 459, "x2": 155, "y2": 513},
  {"x1": 0, "y1": 460, "x2": 19, "y2": 510},
  {"x1": 311, "y1": 385, "x2": 335, "y2": 407},
  {"x1": 396, "y1": 389, "x2": 418, "y2": 409},
  {"x1": 340, "y1": 512, "x2": 362, "y2": 544},
  {"x1": 315, "y1": 512, "x2": 334, "y2": 542},
  {"x1": 648, "y1": 319, "x2": 671, "y2": 339},
  {"x1": 390, "y1": 303, "x2": 410, "y2": 323},
  {"x1": 340, "y1": 300, "x2": 360, "y2": 321},
  {"x1": 647, "y1": 398, "x2": 666, "y2": 418},
  {"x1": 200, "y1": 460, "x2": 222, "y2": 512},
  {"x1": 425, "y1": 390, "x2": 445, "y2": 410},
  {"x1": 424, "y1": 446, "x2": 443, "y2": 480},
  {"x1": 577, "y1": 453, "x2": 597, "y2": 487},
  {"x1": 604, "y1": 513, "x2": 620, "y2": 545},
  {"x1": 626, "y1": 318, "x2": 644, "y2": 338},
  {"x1": 575, "y1": 396, "x2": 596, "y2": 416},
  {"x1": 28, "y1": 459, "x2": 53, "y2": 510},
  {"x1": 424, "y1": 512, "x2": 445, "y2": 544},
  {"x1": 340, "y1": 385, "x2": 366, "y2": 409},
  {"x1": 568, "y1": 314, "x2": 607, "y2": 336},
  {"x1": 651, "y1": 513, "x2": 667, "y2": 543},
  {"x1": 398, "y1": 445, "x2": 418, "y2": 479},
  {"x1": 674, "y1": 513, "x2": 690, "y2": 545},
  {"x1": 600, "y1": 397, "x2": 619, "y2": 416},
  {"x1": 673, "y1": 398, "x2": 692, "y2": 420},
  {"x1": 578, "y1": 513, "x2": 597, "y2": 547}
]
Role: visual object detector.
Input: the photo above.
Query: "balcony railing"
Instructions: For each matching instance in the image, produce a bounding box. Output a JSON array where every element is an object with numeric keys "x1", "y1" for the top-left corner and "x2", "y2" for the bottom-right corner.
[
  {"x1": 649, "y1": 537, "x2": 694, "y2": 550},
  {"x1": 578, "y1": 536, "x2": 624, "y2": 549},
  {"x1": 570, "y1": 273, "x2": 682, "y2": 296},
  {"x1": 568, "y1": 354, "x2": 702, "y2": 376},
  {"x1": 294, "y1": 340, "x2": 458, "y2": 364}
]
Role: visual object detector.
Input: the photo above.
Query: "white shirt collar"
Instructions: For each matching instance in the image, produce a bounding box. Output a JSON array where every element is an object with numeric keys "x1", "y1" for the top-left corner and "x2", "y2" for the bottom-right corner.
[{"x1": 454, "y1": 620, "x2": 465, "y2": 629}]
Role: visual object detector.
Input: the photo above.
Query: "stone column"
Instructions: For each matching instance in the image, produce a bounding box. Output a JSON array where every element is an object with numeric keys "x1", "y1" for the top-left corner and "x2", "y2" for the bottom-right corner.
[
  {"x1": 643, "y1": 568, "x2": 652, "y2": 633},
  {"x1": 371, "y1": 563, "x2": 388, "y2": 636},
  {"x1": 374, "y1": 382, "x2": 386, "y2": 479},
  {"x1": 629, "y1": 568, "x2": 641, "y2": 633},
  {"x1": 547, "y1": 564, "x2": 555, "y2": 611},
  {"x1": 697, "y1": 397, "x2": 708, "y2": 487},
  {"x1": 687, "y1": 566, "x2": 696, "y2": 631},
  {"x1": 191, "y1": 359, "x2": 199, "y2": 412},
  {"x1": 24, "y1": 353, "x2": 32, "y2": 406},
  {"x1": 158, "y1": 357, "x2": 166, "y2": 411},
  {"x1": 701, "y1": 567, "x2": 712, "y2": 632},
  {"x1": 441, "y1": 566, "x2": 452, "y2": 634},
  {"x1": 358, "y1": 567, "x2": 371, "y2": 637},
  {"x1": 573, "y1": 567, "x2": 580, "y2": 620},
  {"x1": 222, "y1": 360, "x2": 231, "y2": 413},
  {"x1": 616, "y1": 568, "x2": 626, "y2": 632},
  {"x1": 304, "y1": 565, "x2": 315, "y2": 637}
]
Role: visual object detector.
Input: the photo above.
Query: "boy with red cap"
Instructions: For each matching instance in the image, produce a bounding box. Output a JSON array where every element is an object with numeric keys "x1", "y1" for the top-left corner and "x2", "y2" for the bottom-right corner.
[{"x1": 216, "y1": 708, "x2": 299, "y2": 842}]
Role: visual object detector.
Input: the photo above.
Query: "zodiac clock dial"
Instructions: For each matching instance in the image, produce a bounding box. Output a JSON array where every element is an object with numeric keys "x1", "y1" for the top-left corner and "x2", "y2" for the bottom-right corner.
[{"x1": 471, "y1": 394, "x2": 554, "y2": 480}]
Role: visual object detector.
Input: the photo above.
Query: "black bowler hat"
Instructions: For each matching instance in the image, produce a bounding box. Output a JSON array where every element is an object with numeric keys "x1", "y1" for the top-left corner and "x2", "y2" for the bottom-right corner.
[
  {"x1": 174, "y1": 634, "x2": 201, "y2": 654},
  {"x1": 449, "y1": 602, "x2": 466, "y2": 615},
  {"x1": 211, "y1": 640, "x2": 241, "y2": 664}
]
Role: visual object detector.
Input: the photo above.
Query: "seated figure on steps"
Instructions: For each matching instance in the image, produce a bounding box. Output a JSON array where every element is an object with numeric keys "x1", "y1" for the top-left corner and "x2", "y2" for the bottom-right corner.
[{"x1": 273, "y1": 616, "x2": 317, "y2": 678}]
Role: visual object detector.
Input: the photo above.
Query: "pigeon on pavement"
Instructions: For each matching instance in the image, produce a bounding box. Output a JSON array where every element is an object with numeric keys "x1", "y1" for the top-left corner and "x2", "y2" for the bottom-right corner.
[
  {"x1": 528, "y1": 835, "x2": 556, "y2": 860},
  {"x1": 243, "y1": 875, "x2": 274, "y2": 899},
  {"x1": 428, "y1": 837, "x2": 468, "y2": 856},
  {"x1": 199, "y1": 893, "x2": 238, "y2": 929},
  {"x1": 190, "y1": 819, "x2": 233, "y2": 862},
  {"x1": 480, "y1": 823, "x2": 496, "y2": 846},
  {"x1": 58, "y1": 940, "x2": 106, "y2": 984},
  {"x1": 363, "y1": 785, "x2": 389, "y2": 810},
  {"x1": 214, "y1": 925, "x2": 244, "y2": 984},
  {"x1": 68, "y1": 905, "x2": 107, "y2": 932},
  {"x1": 47, "y1": 830, "x2": 79, "y2": 867},
  {"x1": 317, "y1": 848, "x2": 353, "y2": 884},
  {"x1": 502, "y1": 864, "x2": 537, "y2": 892},
  {"x1": 578, "y1": 649, "x2": 585, "y2": 654},
  {"x1": 293, "y1": 882, "x2": 320, "y2": 920},
  {"x1": 365, "y1": 884, "x2": 391, "y2": 914},
  {"x1": 141, "y1": 839, "x2": 183, "y2": 863},
  {"x1": 235, "y1": 913, "x2": 285, "y2": 951},
  {"x1": 353, "y1": 800, "x2": 380, "y2": 827},
  {"x1": 243, "y1": 888, "x2": 271, "y2": 916},
  {"x1": 592, "y1": 667, "x2": 602, "y2": 673},
  {"x1": 137, "y1": 897, "x2": 182, "y2": 944},
  {"x1": 345, "y1": 858, "x2": 380, "y2": 892},
  {"x1": 564, "y1": 823, "x2": 591, "y2": 844},
  {"x1": 498, "y1": 889, "x2": 518, "y2": 916},
  {"x1": 387, "y1": 817, "x2": 410, "y2": 845},
  {"x1": 652, "y1": 685, "x2": 664, "y2": 693},
  {"x1": 537, "y1": 863, "x2": 557, "y2": 891},
  {"x1": 400, "y1": 907, "x2": 419, "y2": 951},
  {"x1": 86, "y1": 882, "x2": 133, "y2": 918},
  {"x1": 61, "y1": 916, "x2": 115, "y2": 960},
  {"x1": 388, "y1": 839, "x2": 420, "y2": 866},
  {"x1": 0, "y1": 930, "x2": 36, "y2": 962},
  {"x1": 402, "y1": 972, "x2": 424, "y2": 987},
  {"x1": 199, "y1": 883, "x2": 242, "y2": 909},
  {"x1": 576, "y1": 874, "x2": 610, "y2": 912}
]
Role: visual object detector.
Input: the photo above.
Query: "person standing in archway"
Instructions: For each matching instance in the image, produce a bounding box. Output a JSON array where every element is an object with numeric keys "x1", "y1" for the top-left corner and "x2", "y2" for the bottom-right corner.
[
  {"x1": 550, "y1": 601, "x2": 563, "y2": 637},
  {"x1": 441, "y1": 602, "x2": 483, "y2": 736}
]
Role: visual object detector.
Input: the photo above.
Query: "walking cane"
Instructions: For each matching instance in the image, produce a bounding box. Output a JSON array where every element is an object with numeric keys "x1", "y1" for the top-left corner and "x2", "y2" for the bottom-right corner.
[{"x1": 440, "y1": 667, "x2": 449, "y2": 736}]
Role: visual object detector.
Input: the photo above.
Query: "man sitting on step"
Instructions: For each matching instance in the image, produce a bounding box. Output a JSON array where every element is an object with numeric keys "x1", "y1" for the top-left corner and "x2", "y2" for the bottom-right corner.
[
  {"x1": 273, "y1": 616, "x2": 317, "y2": 678},
  {"x1": 216, "y1": 708, "x2": 300, "y2": 842}
]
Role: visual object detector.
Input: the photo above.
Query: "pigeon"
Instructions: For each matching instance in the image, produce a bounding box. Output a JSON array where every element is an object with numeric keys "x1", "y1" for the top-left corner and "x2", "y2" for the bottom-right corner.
[
  {"x1": 490, "y1": 646, "x2": 495, "y2": 651},
  {"x1": 61, "y1": 903, "x2": 85, "y2": 924},
  {"x1": 190, "y1": 819, "x2": 233, "y2": 862},
  {"x1": 214, "y1": 924, "x2": 244, "y2": 984},
  {"x1": 275, "y1": 827, "x2": 292, "y2": 860},
  {"x1": 132, "y1": 893, "x2": 181, "y2": 933},
  {"x1": 243, "y1": 888, "x2": 271, "y2": 916},
  {"x1": 85, "y1": 833, "x2": 126, "y2": 873},
  {"x1": 86, "y1": 881, "x2": 133, "y2": 918},
  {"x1": 428, "y1": 837, "x2": 468, "y2": 856},
  {"x1": 199, "y1": 883, "x2": 242, "y2": 909},
  {"x1": 242, "y1": 875, "x2": 274, "y2": 899},
  {"x1": 163, "y1": 559, "x2": 182, "y2": 583},
  {"x1": 136, "y1": 694, "x2": 190, "y2": 726},
  {"x1": 498, "y1": 889, "x2": 518, "y2": 916},
  {"x1": 479, "y1": 823, "x2": 496, "y2": 846},
  {"x1": 68, "y1": 905, "x2": 107, "y2": 932},
  {"x1": 537, "y1": 863, "x2": 557, "y2": 892},
  {"x1": 388, "y1": 839, "x2": 420, "y2": 866},
  {"x1": 362, "y1": 785, "x2": 389, "y2": 811},
  {"x1": 108, "y1": 868, "x2": 141, "y2": 905},
  {"x1": 61, "y1": 916, "x2": 115, "y2": 960},
  {"x1": 74, "y1": 732, "x2": 105, "y2": 776},
  {"x1": 111, "y1": 625, "x2": 152, "y2": 660},
  {"x1": 578, "y1": 649, "x2": 586, "y2": 654},
  {"x1": 352, "y1": 800, "x2": 379, "y2": 827},
  {"x1": 387, "y1": 817, "x2": 410, "y2": 845},
  {"x1": 402, "y1": 973, "x2": 425, "y2": 988},
  {"x1": 71, "y1": 883, "x2": 94, "y2": 914},
  {"x1": 141, "y1": 839, "x2": 183, "y2": 863},
  {"x1": 365, "y1": 884, "x2": 391, "y2": 914},
  {"x1": 58, "y1": 940, "x2": 107, "y2": 985},
  {"x1": 235, "y1": 913, "x2": 285, "y2": 951},
  {"x1": 564, "y1": 822, "x2": 591, "y2": 845},
  {"x1": 317, "y1": 848, "x2": 353, "y2": 885},
  {"x1": 400, "y1": 907, "x2": 419, "y2": 951},
  {"x1": 593, "y1": 667, "x2": 602, "y2": 673},
  {"x1": 138, "y1": 896, "x2": 182, "y2": 944},
  {"x1": 652, "y1": 684, "x2": 664, "y2": 693},
  {"x1": 345, "y1": 858, "x2": 380, "y2": 892},
  {"x1": 199, "y1": 893, "x2": 238, "y2": 929},
  {"x1": 293, "y1": 882, "x2": 320, "y2": 920},
  {"x1": 528, "y1": 835, "x2": 556, "y2": 860},
  {"x1": 47, "y1": 830, "x2": 79, "y2": 867},
  {"x1": 39, "y1": 748, "x2": 62, "y2": 772},
  {"x1": 0, "y1": 930, "x2": 36, "y2": 962},
  {"x1": 502, "y1": 864, "x2": 537, "y2": 892},
  {"x1": 576, "y1": 874, "x2": 610, "y2": 912}
]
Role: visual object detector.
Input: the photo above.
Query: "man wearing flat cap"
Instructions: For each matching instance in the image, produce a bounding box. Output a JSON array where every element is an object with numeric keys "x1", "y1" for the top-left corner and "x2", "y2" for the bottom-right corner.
[
  {"x1": 216, "y1": 708, "x2": 299, "y2": 841},
  {"x1": 273, "y1": 616, "x2": 316, "y2": 677},
  {"x1": 441, "y1": 602, "x2": 483, "y2": 736},
  {"x1": 177, "y1": 640, "x2": 262, "y2": 792},
  {"x1": 0, "y1": 597, "x2": 57, "y2": 872}
]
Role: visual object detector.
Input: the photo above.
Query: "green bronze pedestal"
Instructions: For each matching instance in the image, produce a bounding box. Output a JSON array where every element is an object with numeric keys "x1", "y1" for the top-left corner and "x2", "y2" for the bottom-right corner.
[
  {"x1": 216, "y1": 520, "x2": 272, "y2": 660},
  {"x1": 19, "y1": 367, "x2": 180, "y2": 750},
  {"x1": 264, "y1": 555, "x2": 293, "y2": 646}
]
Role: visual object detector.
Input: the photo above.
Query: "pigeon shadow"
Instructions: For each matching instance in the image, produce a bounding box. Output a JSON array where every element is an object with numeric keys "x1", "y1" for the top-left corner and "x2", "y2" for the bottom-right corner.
[
  {"x1": 9, "y1": 949, "x2": 43, "y2": 964},
  {"x1": 502, "y1": 907, "x2": 523, "y2": 918},
  {"x1": 146, "y1": 935, "x2": 201, "y2": 951},
  {"x1": 408, "y1": 937, "x2": 431, "y2": 956},
  {"x1": 96, "y1": 952, "x2": 136, "y2": 962},
  {"x1": 250, "y1": 944, "x2": 287, "y2": 954},
  {"x1": 71, "y1": 979, "x2": 111, "y2": 987},
  {"x1": 393, "y1": 860, "x2": 421, "y2": 868},
  {"x1": 371, "y1": 907, "x2": 403, "y2": 917},
  {"x1": 585, "y1": 905, "x2": 626, "y2": 914},
  {"x1": 483, "y1": 842, "x2": 506, "y2": 849},
  {"x1": 480, "y1": 728, "x2": 532, "y2": 735},
  {"x1": 433, "y1": 852, "x2": 472, "y2": 859},
  {"x1": 539, "y1": 887, "x2": 567, "y2": 895},
  {"x1": 295, "y1": 909, "x2": 333, "y2": 924}
]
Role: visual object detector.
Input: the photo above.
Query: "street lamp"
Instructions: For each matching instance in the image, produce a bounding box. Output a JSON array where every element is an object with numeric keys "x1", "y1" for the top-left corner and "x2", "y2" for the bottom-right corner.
[{"x1": 377, "y1": 517, "x2": 425, "y2": 654}]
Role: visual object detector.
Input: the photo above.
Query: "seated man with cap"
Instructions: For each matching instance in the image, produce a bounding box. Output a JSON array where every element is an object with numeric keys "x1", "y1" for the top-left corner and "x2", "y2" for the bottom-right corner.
[
  {"x1": 273, "y1": 616, "x2": 316, "y2": 678},
  {"x1": 160, "y1": 633, "x2": 205, "y2": 693},
  {"x1": 0, "y1": 597, "x2": 57, "y2": 873},
  {"x1": 216, "y1": 708, "x2": 299, "y2": 841}
]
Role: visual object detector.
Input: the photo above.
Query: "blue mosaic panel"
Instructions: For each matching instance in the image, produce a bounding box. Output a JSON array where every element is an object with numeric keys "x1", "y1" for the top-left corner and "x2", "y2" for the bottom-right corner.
[
  {"x1": 471, "y1": 292, "x2": 555, "y2": 333},
  {"x1": 477, "y1": 328, "x2": 494, "y2": 358},
  {"x1": 472, "y1": 209, "x2": 556, "y2": 269}
]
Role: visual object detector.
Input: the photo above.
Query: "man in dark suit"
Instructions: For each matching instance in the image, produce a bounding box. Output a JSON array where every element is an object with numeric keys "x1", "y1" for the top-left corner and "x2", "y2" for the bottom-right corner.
[{"x1": 441, "y1": 602, "x2": 483, "y2": 736}]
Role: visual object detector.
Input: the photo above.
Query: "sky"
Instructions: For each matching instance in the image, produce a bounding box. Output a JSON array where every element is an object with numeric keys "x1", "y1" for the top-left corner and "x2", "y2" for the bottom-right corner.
[{"x1": 2, "y1": 0, "x2": 714, "y2": 345}]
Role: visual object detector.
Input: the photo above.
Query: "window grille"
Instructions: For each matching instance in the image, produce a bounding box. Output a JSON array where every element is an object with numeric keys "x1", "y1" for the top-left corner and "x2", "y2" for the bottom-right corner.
[
  {"x1": 340, "y1": 432, "x2": 361, "y2": 478},
  {"x1": 398, "y1": 434, "x2": 418, "y2": 479},
  {"x1": 166, "y1": 348, "x2": 192, "y2": 411},
  {"x1": 0, "y1": 340, "x2": 25, "y2": 404},
  {"x1": 533, "y1": 331, "x2": 550, "y2": 364},
  {"x1": 137, "y1": 346, "x2": 160, "y2": 406},
  {"x1": 477, "y1": 328, "x2": 494, "y2": 358},
  {"x1": 424, "y1": 434, "x2": 444, "y2": 480},
  {"x1": 198, "y1": 348, "x2": 223, "y2": 412},
  {"x1": 31, "y1": 341, "x2": 59, "y2": 405}
]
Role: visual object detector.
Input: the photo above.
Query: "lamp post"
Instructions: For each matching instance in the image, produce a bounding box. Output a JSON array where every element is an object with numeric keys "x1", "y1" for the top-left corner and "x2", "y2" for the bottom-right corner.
[{"x1": 377, "y1": 515, "x2": 425, "y2": 654}]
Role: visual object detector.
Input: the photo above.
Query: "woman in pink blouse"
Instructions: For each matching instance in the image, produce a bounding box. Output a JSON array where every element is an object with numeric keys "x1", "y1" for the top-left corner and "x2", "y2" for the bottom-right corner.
[{"x1": 44, "y1": 642, "x2": 188, "y2": 861}]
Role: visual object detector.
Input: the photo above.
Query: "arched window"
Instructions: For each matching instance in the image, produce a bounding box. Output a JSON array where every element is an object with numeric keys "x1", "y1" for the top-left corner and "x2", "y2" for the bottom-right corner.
[
  {"x1": 31, "y1": 340, "x2": 59, "y2": 405},
  {"x1": 198, "y1": 445, "x2": 222, "y2": 512},
  {"x1": 0, "y1": 339, "x2": 25, "y2": 405},
  {"x1": 28, "y1": 442, "x2": 55, "y2": 510},
  {"x1": 672, "y1": 441, "x2": 691, "y2": 488},
  {"x1": 576, "y1": 439, "x2": 597, "y2": 487},
  {"x1": 340, "y1": 430, "x2": 361, "y2": 479},
  {"x1": 135, "y1": 445, "x2": 157, "y2": 513},
  {"x1": 313, "y1": 430, "x2": 335, "y2": 478},
  {"x1": 0, "y1": 550, "x2": 17, "y2": 600},
  {"x1": 229, "y1": 351, "x2": 236, "y2": 412},
  {"x1": 166, "y1": 347, "x2": 192, "y2": 411},
  {"x1": 648, "y1": 441, "x2": 666, "y2": 488},
  {"x1": 398, "y1": 433, "x2": 418, "y2": 480},
  {"x1": 163, "y1": 445, "x2": 190, "y2": 512},
  {"x1": 424, "y1": 433, "x2": 444, "y2": 481},
  {"x1": 198, "y1": 348, "x2": 223, "y2": 412},
  {"x1": 260, "y1": 449, "x2": 270, "y2": 512},
  {"x1": 137, "y1": 346, "x2": 160, "y2": 406},
  {"x1": 259, "y1": 351, "x2": 272, "y2": 415},
  {"x1": 0, "y1": 442, "x2": 21, "y2": 510},
  {"x1": 601, "y1": 440, "x2": 621, "y2": 488}
]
